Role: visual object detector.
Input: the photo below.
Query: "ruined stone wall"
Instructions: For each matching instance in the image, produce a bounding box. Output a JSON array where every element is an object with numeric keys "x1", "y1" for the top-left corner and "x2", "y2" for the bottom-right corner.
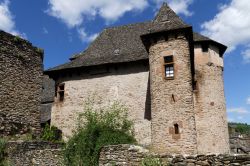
[
  {"x1": 99, "y1": 144, "x2": 250, "y2": 166},
  {"x1": 51, "y1": 62, "x2": 151, "y2": 145},
  {"x1": 194, "y1": 45, "x2": 230, "y2": 154},
  {"x1": 230, "y1": 136, "x2": 250, "y2": 154},
  {"x1": 0, "y1": 31, "x2": 43, "y2": 137},
  {"x1": 148, "y1": 33, "x2": 197, "y2": 154},
  {"x1": 6, "y1": 141, "x2": 63, "y2": 166}
]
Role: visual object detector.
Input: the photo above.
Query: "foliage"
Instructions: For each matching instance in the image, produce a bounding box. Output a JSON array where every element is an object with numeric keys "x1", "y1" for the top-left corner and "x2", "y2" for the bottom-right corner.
[
  {"x1": 35, "y1": 48, "x2": 44, "y2": 54},
  {"x1": 13, "y1": 36, "x2": 23, "y2": 43},
  {"x1": 63, "y1": 101, "x2": 136, "y2": 166},
  {"x1": 0, "y1": 139, "x2": 9, "y2": 166},
  {"x1": 41, "y1": 123, "x2": 62, "y2": 142},
  {"x1": 229, "y1": 122, "x2": 250, "y2": 135},
  {"x1": 141, "y1": 156, "x2": 165, "y2": 166}
]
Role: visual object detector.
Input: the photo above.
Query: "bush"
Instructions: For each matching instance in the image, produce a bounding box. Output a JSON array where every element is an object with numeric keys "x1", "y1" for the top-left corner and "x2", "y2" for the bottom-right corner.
[
  {"x1": 63, "y1": 101, "x2": 136, "y2": 166},
  {"x1": 41, "y1": 123, "x2": 62, "y2": 142},
  {"x1": 0, "y1": 139, "x2": 9, "y2": 166}
]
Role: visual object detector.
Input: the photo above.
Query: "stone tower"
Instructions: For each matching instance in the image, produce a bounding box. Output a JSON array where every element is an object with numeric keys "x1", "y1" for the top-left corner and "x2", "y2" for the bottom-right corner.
[
  {"x1": 193, "y1": 37, "x2": 230, "y2": 154},
  {"x1": 141, "y1": 3, "x2": 230, "y2": 154},
  {"x1": 141, "y1": 4, "x2": 197, "y2": 154}
]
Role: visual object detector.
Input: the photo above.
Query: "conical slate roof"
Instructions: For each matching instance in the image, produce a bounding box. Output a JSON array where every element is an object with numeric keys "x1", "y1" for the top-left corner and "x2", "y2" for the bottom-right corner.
[
  {"x1": 45, "y1": 3, "x2": 226, "y2": 73},
  {"x1": 154, "y1": 3, "x2": 185, "y2": 23}
]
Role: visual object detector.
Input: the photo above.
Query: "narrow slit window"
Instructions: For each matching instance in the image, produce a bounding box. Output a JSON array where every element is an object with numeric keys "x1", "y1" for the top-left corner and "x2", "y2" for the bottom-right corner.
[
  {"x1": 57, "y1": 83, "x2": 65, "y2": 102},
  {"x1": 163, "y1": 55, "x2": 174, "y2": 79},
  {"x1": 174, "y1": 124, "x2": 179, "y2": 134}
]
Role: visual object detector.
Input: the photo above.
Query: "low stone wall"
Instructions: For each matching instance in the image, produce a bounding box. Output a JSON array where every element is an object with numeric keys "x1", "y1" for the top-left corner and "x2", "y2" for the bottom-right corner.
[
  {"x1": 230, "y1": 136, "x2": 250, "y2": 154},
  {"x1": 6, "y1": 141, "x2": 63, "y2": 166},
  {"x1": 99, "y1": 144, "x2": 250, "y2": 166}
]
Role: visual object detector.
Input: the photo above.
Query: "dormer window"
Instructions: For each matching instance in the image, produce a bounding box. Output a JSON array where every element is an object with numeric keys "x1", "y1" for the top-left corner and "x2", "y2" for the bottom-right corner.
[{"x1": 163, "y1": 55, "x2": 174, "y2": 79}]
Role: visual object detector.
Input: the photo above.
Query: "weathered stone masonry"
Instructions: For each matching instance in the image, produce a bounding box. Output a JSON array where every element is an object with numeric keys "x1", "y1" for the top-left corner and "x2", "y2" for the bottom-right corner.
[
  {"x1": 6, "y1": 141, "x2": 63, "y2": 166},
  {"x1": 145, "y1": 31, "x2": 197, "y2": 154},
  {"x1": 0, "y1": 31, "x2": 43, "y2": 137},
  {"x1": 51, "y1": 62, "x2": 152, "y2": 145},
  {"x1": 99, "y1": 144, "x2": 250, "y2": 166}
]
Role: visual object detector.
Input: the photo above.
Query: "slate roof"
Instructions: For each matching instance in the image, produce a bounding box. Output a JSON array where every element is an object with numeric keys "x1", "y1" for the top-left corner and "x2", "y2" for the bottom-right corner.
[{"x1": 45, "y1": 3, "x2": 226, "y2": 73}]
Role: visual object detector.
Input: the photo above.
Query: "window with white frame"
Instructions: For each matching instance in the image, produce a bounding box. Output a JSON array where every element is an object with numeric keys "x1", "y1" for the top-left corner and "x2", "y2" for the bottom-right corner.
[{"x1": 163, "y1": 55, "x2": 174, "y2": 79}]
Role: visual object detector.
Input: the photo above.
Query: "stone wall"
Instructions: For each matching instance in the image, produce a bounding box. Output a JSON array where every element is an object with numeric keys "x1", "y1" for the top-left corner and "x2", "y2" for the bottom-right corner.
[
  {"x1": 0, "y1": 31, "x2": 43, "y2": 137},
  {"x1": 99, "y1": 144, "x2": 250, "y2": 166},
  {"x1": 50, "y1": 61, "x2": 152, "y2": 145},
  {"x1": 6, "y1": 141, "x2": 63, "y2": 166},
  {"x1": 230, "y1": 136, "x2": 250, "y2": 154},
  {"x1": 148, "y1": 32, "x2": 197, "y2": 154},
  {"x1": 194, "y1": 45, "x2": 230, "y2": 154}
]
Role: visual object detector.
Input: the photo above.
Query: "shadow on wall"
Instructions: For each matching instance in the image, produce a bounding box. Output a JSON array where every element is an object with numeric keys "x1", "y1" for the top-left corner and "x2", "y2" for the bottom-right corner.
[{"x1": 145, "y1": 76, "x2": 151, "y2": 120}]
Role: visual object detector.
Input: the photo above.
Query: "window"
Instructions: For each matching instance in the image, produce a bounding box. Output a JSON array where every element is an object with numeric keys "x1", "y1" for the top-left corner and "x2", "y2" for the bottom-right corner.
[
  {"x1": 202, "y1": 44, "x2": 208, "y2": 52},
  {"x1": 163, "y1": 55, "x2": 174, "y2": 79},
  {"x1": 57, "y1": 83, "x2": 65, "y2": 102},
  {"x1": 174, "y1": 124, "x2": 179, "y2": 134}
]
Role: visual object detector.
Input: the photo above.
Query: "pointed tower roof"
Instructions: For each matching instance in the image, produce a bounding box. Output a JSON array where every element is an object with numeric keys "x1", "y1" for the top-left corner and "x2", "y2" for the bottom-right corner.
[
  {"x1": 147, "y1": 2, "x2": 191, "y2": 33},
  {"x1": 154, "y1": 3, "x2": 186, "y2": 24}
]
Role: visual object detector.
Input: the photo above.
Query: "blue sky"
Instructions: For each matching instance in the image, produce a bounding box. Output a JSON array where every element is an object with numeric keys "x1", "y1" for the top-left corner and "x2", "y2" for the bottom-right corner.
[{"x1": 0, "y1": 0, "x2": 249, "y2": 124}]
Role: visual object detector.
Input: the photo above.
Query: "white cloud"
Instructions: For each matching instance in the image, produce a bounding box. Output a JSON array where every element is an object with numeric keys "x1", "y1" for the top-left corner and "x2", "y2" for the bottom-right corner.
[
  {"x1": 0, "y1": 0, "x2": 25, "y2": 38},
  {"x1": 242, "y1": 48, "x2": 250, "y2": 63},
  {"x1": 153, "y1": 0, "x2": 193, "y2": 16},
  {"x1": 77, "y1": 28, "x2": 99, "y2": 43},
  {"x1": 46, "y1": 0, "x2": 194, "y2": 42},
  {"x1": 47, "y1": 0, "x2": 148, "y2": 28},
  {"x1": 201, "y1": 0, "x2": 250, "y2": 59},
  {"x1": 0, "y1": 0, "x2": 18, "y2": 34},
  {"x1": 247, "y1": 97, "x2": 250, "y2": 105},
  {"x1": 228, "y1": 107, "x2": 250, "y2": 114}
]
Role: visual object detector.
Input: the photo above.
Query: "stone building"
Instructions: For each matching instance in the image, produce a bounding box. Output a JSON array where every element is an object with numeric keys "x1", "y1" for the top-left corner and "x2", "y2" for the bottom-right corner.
[
  {"x1": 45, "y1": 3, "x2": 229, "y2": 154},
  {"x1": 0, "y1": 30, "x2": 43, "y2": 137}
]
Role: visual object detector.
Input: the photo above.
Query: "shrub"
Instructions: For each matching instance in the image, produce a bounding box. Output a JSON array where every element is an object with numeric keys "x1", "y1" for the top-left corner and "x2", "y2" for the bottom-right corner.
[
  {"x1": 41, "y1": 123, "x2": 62, "y2": 142},
  {"x1": 0, "y1": 139, "x2": 9, "y2": 166},
  {"x1": 63, "y1": 101, "x2": 136, "y2": 166}
]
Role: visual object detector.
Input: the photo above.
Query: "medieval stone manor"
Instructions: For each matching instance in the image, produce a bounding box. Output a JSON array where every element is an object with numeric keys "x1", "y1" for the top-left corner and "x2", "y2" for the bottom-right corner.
[{"x1": 0, "y1": 3, "x2": 230, "y2": 155}]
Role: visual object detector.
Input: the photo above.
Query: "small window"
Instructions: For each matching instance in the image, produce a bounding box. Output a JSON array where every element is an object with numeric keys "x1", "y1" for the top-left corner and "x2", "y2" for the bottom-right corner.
[
  {"x1": 174, "y1": 124, "x2": 179, "y2": 134},
  {"x1": 163, "y1": 55, "x2": 174, "y2": 79},
  {"x1": 57, "y1": 83, "x2": 65, "y2": 102},
  {"x1": 202, "y1": 44, "x2": 208, "y2": 52}
]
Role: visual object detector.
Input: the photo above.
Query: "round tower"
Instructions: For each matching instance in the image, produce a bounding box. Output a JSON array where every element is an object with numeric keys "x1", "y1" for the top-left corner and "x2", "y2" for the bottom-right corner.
[
  {"x1": 193, "y1": 38, "x2": 230, "y2": 154},
  {"x1": 141, "y1": 3, "x2": 198, "y2": 154}
]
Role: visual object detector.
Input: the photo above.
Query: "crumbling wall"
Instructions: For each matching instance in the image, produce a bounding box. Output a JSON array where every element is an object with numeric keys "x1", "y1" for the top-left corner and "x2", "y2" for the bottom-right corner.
[
  {"x1": 0, "y1": 31, "x2": 43, "y2": 137},
  {"x1": 230, "y1": 136, "x2": 250, "y2": 154},
  {"x1": 6, "y1": 141, "x2": 63, "y2": 166},
  {"x1": 99, "y1": 144, "x2": 250, "y2": 166}
]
